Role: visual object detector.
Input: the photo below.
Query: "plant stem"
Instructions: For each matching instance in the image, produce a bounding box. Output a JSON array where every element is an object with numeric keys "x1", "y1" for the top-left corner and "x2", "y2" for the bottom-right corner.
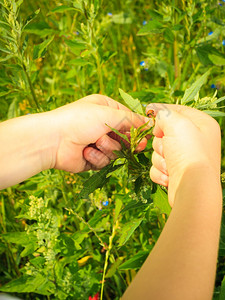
[
  {"x1": 173, "y1": 36, "x2": 180, "y2": 87},
  {"x1": 22, "y1": 63, "x2": 42, "y2": 111},
  {"x1": 96, "y1": 53, "x2": 105, "y2": 94},
  {"x1": 100, "y1": 220, "x2": 119, "y2": 300},
  {"x1": 66, "y1": 208, "x2": 106, "y2": 248}
]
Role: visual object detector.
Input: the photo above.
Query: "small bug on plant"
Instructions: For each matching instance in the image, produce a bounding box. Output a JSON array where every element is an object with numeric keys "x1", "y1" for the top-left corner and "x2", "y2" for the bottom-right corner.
[{"x1": 146, "y1": 109, "x2": 155, "y2": 118}]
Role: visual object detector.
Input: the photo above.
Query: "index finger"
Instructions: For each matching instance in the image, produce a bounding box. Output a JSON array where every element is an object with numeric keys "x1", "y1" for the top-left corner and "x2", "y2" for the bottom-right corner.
[
  {"x1": 146, "y1": 103, "x2": 218, "y2": 133},
  {"x1": 81, "y1": 94, "x2": 131, "y2": 112}
]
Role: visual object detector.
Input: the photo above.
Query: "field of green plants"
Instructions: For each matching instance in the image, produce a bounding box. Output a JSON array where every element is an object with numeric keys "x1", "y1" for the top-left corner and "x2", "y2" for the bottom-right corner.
[{"x1": 1, "y1": 0, "x2": 225, "y2": 299}]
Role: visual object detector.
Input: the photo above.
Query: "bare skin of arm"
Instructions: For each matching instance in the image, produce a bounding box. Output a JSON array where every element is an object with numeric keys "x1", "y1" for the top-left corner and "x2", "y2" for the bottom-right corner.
[
  {"x1": 122, "y1": 104, "x2": 222, "y2": 300},
  {"x1": 0, "y1": 94, "x2": 150, "y2": 190}
]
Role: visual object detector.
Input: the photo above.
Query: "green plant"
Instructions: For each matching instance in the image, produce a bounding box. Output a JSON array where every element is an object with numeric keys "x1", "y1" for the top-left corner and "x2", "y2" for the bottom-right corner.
[{"x1": 1, "y1": 1, "x2": 225, "y2": 299}]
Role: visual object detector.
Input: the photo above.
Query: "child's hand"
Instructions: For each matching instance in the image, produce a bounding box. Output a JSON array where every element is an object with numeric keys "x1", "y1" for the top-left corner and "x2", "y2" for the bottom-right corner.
[
  {"x1": 49, "y1": 94, "x2": 151, "y2": 173},
  {"x1": 147, "y1": 104, "x2": 221, "y2": 206}
]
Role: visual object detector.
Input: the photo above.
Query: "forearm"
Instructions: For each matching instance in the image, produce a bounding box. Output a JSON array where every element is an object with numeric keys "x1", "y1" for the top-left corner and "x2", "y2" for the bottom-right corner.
[
  {"x1": 0, "y1": 113, "x2": 57, "y2": 189},
  {"x1": 122, "y1": 165, "x2": 222, "y2": 300}
]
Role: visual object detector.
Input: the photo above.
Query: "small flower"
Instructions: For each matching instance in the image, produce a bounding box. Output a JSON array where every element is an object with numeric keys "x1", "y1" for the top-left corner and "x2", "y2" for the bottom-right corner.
[
  {"x1": 223, "y1": 0, "x2": 225, "y2": 2},
  {"x1": 222, "y1": 40, "x2": 225, "y2": 46},
  {"x1": 107, "y1": 12, "x2": 112, "y2": 16},
  {"x1": 219, "y1": 3, "x2": 222, "y2": 6},
  {"x1": 142, "y1": 20, "x2": 147, "y2": 25},
  {"x1": 144, "y1": 68, "x2": 149, "y2": 71},
  {"x1": 140, "y1": 61, "x2": 146, "y2": 67},
  {"x1": 102, "y1": 200, "x2": 109, "y2": 206},
  {"x1": 208, "y1": 31, "x2": 213, "y2": 36},
  {"x1": 211, "y1": 84, "x2": 216, "y2": 89},
  {"x1": 89, "y1": 292, "x2": 100, "y2": 300}
]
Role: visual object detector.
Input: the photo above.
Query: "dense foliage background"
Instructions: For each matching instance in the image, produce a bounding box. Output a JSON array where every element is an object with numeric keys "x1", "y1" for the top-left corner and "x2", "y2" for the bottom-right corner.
[{"x1": 1, "y1": 0, "x2": 225, "y2": 299}]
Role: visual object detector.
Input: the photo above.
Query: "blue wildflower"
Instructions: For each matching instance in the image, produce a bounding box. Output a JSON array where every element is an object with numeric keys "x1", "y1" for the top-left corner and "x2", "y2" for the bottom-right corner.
[
  {"x1": 140, "y1": 61, "x2": 145, "y2": 67},
  {"x1": 102, "y1": 200, "x2": 109, "y2": 206},
  {"x1": 144, "y1": 68, "x2": 149, "y2": 71},
  {"x1": 222, "y1": 40, "x2": 225, "y2": 46},
  {"x1": 107, "y1": 12, "x2": 113, "y2": 16},
  {"x1": 223, "y1": 0, "x2": 225, "y2": 2},
  {"x1": 219, "y1": 3, "x2": 222, "y2": 6},
  {"x1": 211, "y1": 84, "x2": 216, "y2": 89},
  {"x1": 208, "y1": 31, "x2": 213, "y2": 36},
  {"x1": 142, "y1": 20, "x2": 147, "y2": 25}
]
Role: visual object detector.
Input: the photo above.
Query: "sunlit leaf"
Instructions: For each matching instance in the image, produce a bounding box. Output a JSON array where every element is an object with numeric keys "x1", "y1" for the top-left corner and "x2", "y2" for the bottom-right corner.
[
  {"x1": 181, "y1": 71, "x2": 210, "y2": 104},
  {"x1": 119, "y1": 88, "x2": 144, "y2": 115},
  {"x1": 152, "y1": 186, "x2": 171, "y2": 215},
  {"x1": 119, "y1": 250, "x2": 149, "y2": 270},
  {"x1": 118, "y1": 218, "x2": 143, "y2": 247}
]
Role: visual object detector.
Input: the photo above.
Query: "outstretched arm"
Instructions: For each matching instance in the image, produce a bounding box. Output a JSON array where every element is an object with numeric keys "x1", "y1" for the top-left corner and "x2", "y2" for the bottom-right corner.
[
  {"x1": 0, "y1": 94, "x2": 150, "y2": 190},
  {"x1": 122, "y1": 104, "x2": 222, "y2": 300}
]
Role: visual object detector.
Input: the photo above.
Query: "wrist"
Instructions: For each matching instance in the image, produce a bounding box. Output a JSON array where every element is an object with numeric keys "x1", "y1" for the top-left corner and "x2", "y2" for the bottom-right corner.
[
  {"x1": 34, "y1": 111, "x2": 60, "y2": 171},
  {"x1": 172, "y1": 162, "x2": 222, "y2": 206}
]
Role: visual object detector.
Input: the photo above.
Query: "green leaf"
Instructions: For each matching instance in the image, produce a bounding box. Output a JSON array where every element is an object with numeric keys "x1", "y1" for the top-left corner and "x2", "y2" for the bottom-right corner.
[
  {"x1": 134, "y1": 176, "x2": 143, "y2": 194},
  {"x1": 137, "y1": 20, "x2": 164, "y2": 36},
  {"x1": 33, "y1": 36, "x2": 54, "y2": 59},
  {"x1": 50, "y1": 5, "x2": 76, "y2": 13},
  {"x1": 0, "y1": 46, "x2": 12, "y2": 54},
  {"x1": 214, "y1": 96, "x2": 225, "y2": 104},
  {"x1": 118, "y1": 218, "x2": 143, "y2": 247},
  {"x1": 7, "y1": 99, "x2": 19, "y2": 119},
  {"x1": 0, "y1": 274, "x2": 46, "y2": 293},
  {"x1": 65, "y1": 39, "x2": 87, "y2": 55},
  {"x1": 163, "y1": 27, "x2": 174, "y2": 43},
  {"x1": 203, "y1": 110, "x2": 225, "y2": 118},
  {"x1": 219, "y1": 276, "x2": 225, "y2": 300},
  {"x1": 106, "y1": 257, "x2": 124, "y2": 278},
  {"x1": 68, "y1": 58, "x2": 92, "y2": 66},
  {"x1": 114, "y1": 198, "x2": 123, "y2": 221},
  {"x1": 112, "y1": 12, "x2": 132, "y2": 24},
  {"x1": 21, "y1": 242, "x2": 38, "y2": 257},
  {"x1": 1, "y1": 232, "x2": 29, "y2": 245},
  {"x1": 78, "y1": 163, "x2": 122, "y2": 199},
  {"x1": 122, "y1": 200, "x2": 149, "y2": 213},
  {"x1": 24, "y1": 22, "x2": 55, "y2": 37},
  {"x1": 208, "y1": 54, "x2": 225, "y2": 66},
  {"x1": 152, "y1": 186, "x2": 171, "y2": 215},
  {"x1": 106, "y1": 124, "x2": 130, "y2": 143},
  {"x1": 181, "y1": 71, "x2": 210, "y2": 104},
  {"x1": 119, "y1": 88, "x2": 144, "y2": 115},
  {"x1": 119, "y1": 250, "x2": 149, "y2": 270},
  {"x1": 147, "y1": 9, "x2": 163, "y2": 21},
  {"x1": 196, "y1": 44, "x2": 225, "y2": 66},
  {"x1": 87, "y1": 210, "x2": 109, "y2": 230},
  {"x1": 23, "y1": 9, "x2": 40, "y2": 30}
]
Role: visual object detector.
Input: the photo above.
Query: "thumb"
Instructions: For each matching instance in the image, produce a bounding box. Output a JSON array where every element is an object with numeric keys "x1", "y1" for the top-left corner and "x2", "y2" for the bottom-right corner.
[{"x1": 146, "y1": 104, "x2": 191, "y2": 138}]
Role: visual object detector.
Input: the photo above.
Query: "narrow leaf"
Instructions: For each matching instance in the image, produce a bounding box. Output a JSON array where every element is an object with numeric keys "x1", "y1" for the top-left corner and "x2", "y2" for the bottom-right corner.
[
  {"x1": 152, "y1": 186, "x2": 171, "y2": 215},
  {"x1": 33, "y1": 36, "x2": 54, "y2": 59},
  {"x1": 106, "y1": 124, "x2": 130, "y2": 142},
  {"x1": 119, "y1": 250, "x2": 149, "y2": 270},
  {"x1": 181, "y1": 71, "x2": 210, "y2": 104},
  {"x1": 50, "y1": 5, "x2": 76, "y2": 13},
  {"x1": 114, "y1": 198, "x2": 123, "y2": 221},
  {"x1": 79, "y1": 163, "x2": 123, "y2": 199},
  {"x1": 137, "y1": 20, "x2": 163, "y2": 36},
  {"x1": 118, "y1": 218, "x2": 143, "y2": 247},
  {"x1": 203, "y1": 110, "x2": 225, "y2": 118},
  {"x1": 119, "y1": 88, "x2": 144, "y2": 115}
]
